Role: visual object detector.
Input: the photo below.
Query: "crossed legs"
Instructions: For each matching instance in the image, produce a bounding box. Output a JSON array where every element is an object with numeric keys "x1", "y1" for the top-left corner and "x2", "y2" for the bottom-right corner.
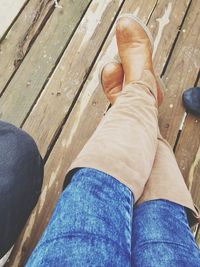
[{"x1": 26, "y1": 15, "x2": 200, "y2": 266}]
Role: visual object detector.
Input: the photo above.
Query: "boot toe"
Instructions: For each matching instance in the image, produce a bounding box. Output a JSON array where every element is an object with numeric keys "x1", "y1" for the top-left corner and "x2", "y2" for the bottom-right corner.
[{"x1": 116, "y1": 16, "x2": 149, "y2": 43}]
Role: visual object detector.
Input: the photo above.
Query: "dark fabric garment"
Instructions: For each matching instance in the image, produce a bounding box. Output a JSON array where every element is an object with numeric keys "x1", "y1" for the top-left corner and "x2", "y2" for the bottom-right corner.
[
  {"x1": 0, "y1": 121, "x2": 43, "y2": 258},
  {"x1": 182, "y1": 87, "x2": 200, "y2": 117},
  {"x1": 26, "y1": 168, "x2": 200, "y2": 266}
]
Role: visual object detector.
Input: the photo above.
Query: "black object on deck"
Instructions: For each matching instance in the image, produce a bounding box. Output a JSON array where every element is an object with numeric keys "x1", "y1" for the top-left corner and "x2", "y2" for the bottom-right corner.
[{"x1": 182, "y1": 87, "x2": 200, "y2": 117}]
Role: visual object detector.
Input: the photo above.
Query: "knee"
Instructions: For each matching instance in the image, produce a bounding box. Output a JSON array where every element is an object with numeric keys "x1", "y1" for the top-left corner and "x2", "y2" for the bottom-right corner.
[
  {"x1": 0, "y1": 121, "x2": 44, "y2": 198},
  {"x1": 0, "y1": 121, "x2": 44, "y2": 257}
]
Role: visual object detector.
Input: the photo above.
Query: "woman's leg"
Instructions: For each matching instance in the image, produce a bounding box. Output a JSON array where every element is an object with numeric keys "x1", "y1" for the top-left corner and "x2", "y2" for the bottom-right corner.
[
  {"x1": 0, "y1": 121, "x2": 43, "y2": 260},
  {"x1": 132, "y1": 200, "x2": 200, "y2": 267},
  {"x1": 26, "y1": 168, "x2": 134, "y2": 267},
  {"x1": 132, "y1": 134, "x2": 200, "y2": 266},
  {"x1": 98, "y1": 45, "x2": 200, "y2": 267}
]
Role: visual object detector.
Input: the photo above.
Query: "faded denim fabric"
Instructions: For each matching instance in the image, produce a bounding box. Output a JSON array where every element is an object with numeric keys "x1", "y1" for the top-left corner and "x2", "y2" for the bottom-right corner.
[
  {"x1": 26, "y1": 168, "x2": 200, "y2": 266},
  {"x1": 132, "y1": 200, "x2": 200, "y2": 266}
]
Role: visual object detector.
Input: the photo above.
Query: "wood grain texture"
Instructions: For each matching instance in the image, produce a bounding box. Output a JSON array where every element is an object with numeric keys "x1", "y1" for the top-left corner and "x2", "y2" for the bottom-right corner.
[
  {"x1": 196, "y1": 225, "x2": 200, "y2": 246},
  {"x1": 175, "y1": 82, "x2": 200, "y2": 245},
  {"x1": 0, "y1": 0, "x2": 28, "y2": 39},
  {"x1": 175, "y1": 102, "x2": 200, "y2": 245},
  {"x1": 23, "y1": 0, "x2": 124, "y2": 157},
  {"x1": 0, "y1": 0, "x2": 91, "y2": 127},
  {"x1": 175, "y1": 112, "x2": 200, "y2": 190},
  {"x1": 159, "y1": 0, "x2": 200, "y2": 147},
  {"x1": 0, "y1": 0, "x2": 55, "y2": 95}
]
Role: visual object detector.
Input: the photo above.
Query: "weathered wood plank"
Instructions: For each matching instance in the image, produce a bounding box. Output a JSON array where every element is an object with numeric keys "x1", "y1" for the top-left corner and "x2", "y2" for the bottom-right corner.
[
  {"x1": 0, "y1": 0, "x2": 28, "y2": 39},
  {"x1": 196, "y1": 225, "x2": 200, "y2": 246},
  {"x1": 159, "y1": 0, "x2": 200, "y2": 147},
  {"x1": 175, "y1": 77, "x2": 200, "y2": 216},
  {"x1": 175, "y1": 111, "x2": 200, "y2": 189},
  {"x1": 0, "y1": 0, "x2": 91, "y2": 126},
  {"x1": 22, "y1": 0, "x2": 191, "y2": 158},
  {"x1": 175, "y1": 82, "x2": 200, "y2": 245},
  {"x1": 0, "y1": 0, "x2": 55, "y2": 95},
  {"x1": 8, "y1": 1, "x2": 159, "y2": 266},
  {"x1": 23, "y1": 0, "x2": 125, "y2": 157}
]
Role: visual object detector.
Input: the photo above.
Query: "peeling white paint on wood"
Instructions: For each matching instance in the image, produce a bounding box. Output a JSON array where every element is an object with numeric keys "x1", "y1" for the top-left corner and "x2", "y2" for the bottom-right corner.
[
  {"x1": 79, "y1": 0, "x2": 113, "y2": 50},
  {"x1": 133, "y1": 7, "x2": 140, "y2": 16},
  {"x1": 62, "y1": 36, "x2": 118, "y2": 151},
  {"x1": 37, "y1": 185, "x2": 48, "y2": 215},
  {"x1": 153, "y1": 2, "x2": 172, "y2": 58},
  {"x1": 49, "y1": 163, "x2": 61, "y2": 188},
  {"x1": 179, "y1": 112, "x2": 187, "y2": 130},
  {"x1": 0, "y1": 247, "x2": 13, "y2": 267},
  {"x1": 53, "y1": 0, "x2": 62, "y2": 8}
]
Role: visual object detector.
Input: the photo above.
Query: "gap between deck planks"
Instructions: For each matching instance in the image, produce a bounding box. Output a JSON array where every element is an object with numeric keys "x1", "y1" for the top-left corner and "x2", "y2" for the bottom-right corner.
[
  {"x1": 0, "y1": 0, "x2": 56, "y2": 96},
  {"x1": 7, "y1": 0, "x2": 197, "y2": 266},
  {"x1": 0, "y1": 0, "x2": 91, "y2": 125}
]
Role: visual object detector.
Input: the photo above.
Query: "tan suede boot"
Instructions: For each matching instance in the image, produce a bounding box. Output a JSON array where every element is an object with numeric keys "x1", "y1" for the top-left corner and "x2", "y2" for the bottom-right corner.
[
  {"x1": 66, "y1": 15, "x2": 199, "y2": 225},
  {"x1": 100, "y1": 62, "x2": 124, "y2": 105},
  {"x1": 101, "y1": 61, "x2": 200, "y2": 227}
]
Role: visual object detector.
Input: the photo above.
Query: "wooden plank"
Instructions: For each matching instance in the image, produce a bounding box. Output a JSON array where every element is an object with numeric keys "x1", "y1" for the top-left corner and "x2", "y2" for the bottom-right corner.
[
  {"x1": 23, "y1": 0, "x2": 125, "y2": 157},
  {"x1": 0, "y1": 0, "x2": 91, "y2": 127},
  {"x1": 175, "y1": 82, "x2": 200, "y2": 245},
  {"x1": 175, "y1": 109, "x2": 200, "y2": 189},
  {"x1": 22, "y1": 0, "x2": 191, "y2": 158},
  {"x1": 158, "y1": 0, "x2": 200, "y2": 147},
  {"x1": 0, "y1": 0, "x2": 28, "y2": 39},
  {"x1": 196, "y1": 225, "x2": 200, "y2": 246},
  {"x1": 8, "y1": 1, "x2": 159, "y2": 266},
  {"x1": 0, "y1": 0, "x2": 55, "y2": 95}
]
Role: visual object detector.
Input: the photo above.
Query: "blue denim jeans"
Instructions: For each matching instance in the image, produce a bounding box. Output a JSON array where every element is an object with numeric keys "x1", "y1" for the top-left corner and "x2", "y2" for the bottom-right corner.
[{"x1": 26, "y1": 168, "x2": 200, "y2": 266}]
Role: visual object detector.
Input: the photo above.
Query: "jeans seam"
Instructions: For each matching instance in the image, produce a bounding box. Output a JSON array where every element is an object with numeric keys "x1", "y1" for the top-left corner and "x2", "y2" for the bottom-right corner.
[
  {"x1": 130, "y1": 192, "x2": 134, "y2": 266},
  {"x1": 37, "y1": 232, "x2": 129, "y2": 257},
  {"x1": 135, "y1": 239, "x2": 199, "y2": 251}
]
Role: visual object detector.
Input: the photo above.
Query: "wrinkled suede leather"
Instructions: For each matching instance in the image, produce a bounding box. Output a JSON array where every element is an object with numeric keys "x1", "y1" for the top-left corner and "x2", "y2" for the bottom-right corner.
[{"x1": 66, "y1": 70, "x2": 200, "y2": 227}]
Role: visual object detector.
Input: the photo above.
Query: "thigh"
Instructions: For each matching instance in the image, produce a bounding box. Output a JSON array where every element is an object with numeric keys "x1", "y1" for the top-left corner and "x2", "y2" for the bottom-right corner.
[
  {"x1": 26, "y1": 168, "x2": 134, "y2": 267},
  {"x1": 132, "y1": 200, "x2": 200, "y2": 267}
]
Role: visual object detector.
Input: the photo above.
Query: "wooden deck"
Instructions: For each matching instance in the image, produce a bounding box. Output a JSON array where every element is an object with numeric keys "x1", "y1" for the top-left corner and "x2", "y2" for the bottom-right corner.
[{"x1": 0, "y1": 0, "x2": 199, "y2": 265}]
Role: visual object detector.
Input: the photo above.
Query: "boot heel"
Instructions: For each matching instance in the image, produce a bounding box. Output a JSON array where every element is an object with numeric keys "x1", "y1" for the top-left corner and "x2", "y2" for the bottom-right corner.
[{"x1": 98, "y1": 59, "x2": 121, "y2": 86}]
